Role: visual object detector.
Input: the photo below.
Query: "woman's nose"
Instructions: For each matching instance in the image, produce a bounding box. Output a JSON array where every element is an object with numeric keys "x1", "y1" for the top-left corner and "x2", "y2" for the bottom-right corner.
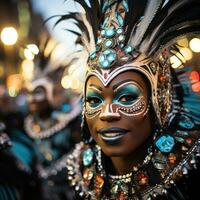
[{"x1": 99, "y1": 104, "x2": 121, "y2": 121}]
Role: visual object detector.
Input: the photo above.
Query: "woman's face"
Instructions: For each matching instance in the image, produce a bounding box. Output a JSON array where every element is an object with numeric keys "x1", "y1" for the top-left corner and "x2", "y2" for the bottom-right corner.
[
  {"x1": 85, "y1": 71, "x2": 152, "y2": 157},
  {"x1": 28, "y1": 86, "x2": 49, "y2": 113}
]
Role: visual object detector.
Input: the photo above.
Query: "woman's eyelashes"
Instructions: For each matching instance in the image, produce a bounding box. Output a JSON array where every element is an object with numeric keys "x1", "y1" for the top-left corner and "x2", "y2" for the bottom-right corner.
[
  {"x1": 86, "y1": 92, "x2": 103, "y2": 108},
  {"x1": 114, "y1": 85, "x2": 142, "y2": 105}
]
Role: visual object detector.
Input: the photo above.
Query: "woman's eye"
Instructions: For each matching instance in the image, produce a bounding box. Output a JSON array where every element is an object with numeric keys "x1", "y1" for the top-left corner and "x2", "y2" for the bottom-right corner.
[
  {"x1": 86, "y1": 97, "x2": 102, "y2": 107},
  {"x1": 119, "y1": 95, "x2": 136, "y2": 102}
]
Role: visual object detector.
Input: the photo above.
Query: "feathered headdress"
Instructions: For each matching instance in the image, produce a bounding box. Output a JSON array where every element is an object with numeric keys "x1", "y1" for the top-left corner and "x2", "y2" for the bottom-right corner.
[
  {"x1": 58, "y1": 0, "x2": 200, "y2": 199},
  {"x1": 27, "y1": 36, "x2": 68, "y2": 104}
]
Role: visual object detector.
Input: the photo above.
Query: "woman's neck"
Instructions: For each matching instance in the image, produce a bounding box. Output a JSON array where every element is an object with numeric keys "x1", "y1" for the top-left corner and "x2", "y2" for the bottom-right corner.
[{"x1": 109, "y1": 136, "x2": 152, "y2": 175}]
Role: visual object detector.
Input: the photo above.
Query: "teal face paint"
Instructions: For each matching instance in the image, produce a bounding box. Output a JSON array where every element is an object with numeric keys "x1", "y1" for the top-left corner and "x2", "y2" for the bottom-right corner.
[
  {"x1": 113, "y1": 84, "x2": 141, "y2": 106},
  {"x1": 86, "y1": 90, "x2": 104, "y2": 109}
]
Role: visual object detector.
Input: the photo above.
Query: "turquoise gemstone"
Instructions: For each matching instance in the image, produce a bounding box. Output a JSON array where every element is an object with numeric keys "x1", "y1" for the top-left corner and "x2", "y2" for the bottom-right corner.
[
  {"x1": 107, "y1": 53, "x2": 117, "y2": 62},
  {"x1": 105, "y1": 40, "x2": 113, "y2": 48},
  {"x1": 90, "y1": 51, "x2": 96, "y2": 59},
  {"x1": 83, "y1": 148, "x2": 93, "y2": 166},
  {"x1": 105, "y1": 28, "x2": 116, "y2": 38},
  {"x1": 155, "y1": 135, "x2": 175, "y2": 153},
  {"x1": 179, "y1": 115, "x2": 194, "y2": 129},
  {"x1": 98, "y1": 54, "x2": 105, "y2": 62},
  {"x1": 124, "y1": 45, "x2": 134, "y2": 54},
  {"x1": 122, "y1": 0, "x2": 129, "y2": 12},
  {"x1": 100, "y1": 60, "x2": 110, "y2": 68},
  {"x1": 115, "y1": 12, "x2": 124, "y2": 27},
  {"x1": 118, "y1": 35, "x2": 125, "y2": 42},
  {"x1": 101, "y1": 30, "x2": 106, "y2": 37},
  {"x1": 97, "y1": 38, "x2": 102, "y2": 44},
  {"x1": 117, "y1": 28, "x2": 123, "y2": 34},
  {"x1": 104, "y1": 49, "x2": 111, "y2": 55}
]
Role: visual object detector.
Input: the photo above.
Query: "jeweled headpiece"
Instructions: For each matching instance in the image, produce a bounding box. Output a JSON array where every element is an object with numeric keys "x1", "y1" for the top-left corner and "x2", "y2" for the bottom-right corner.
[
  {"x1": 60, "y1": 1, "x2": 200, "y2": 199},
  {"x1": 59, "y1": 0, "x2": 200, "y2": 129}
]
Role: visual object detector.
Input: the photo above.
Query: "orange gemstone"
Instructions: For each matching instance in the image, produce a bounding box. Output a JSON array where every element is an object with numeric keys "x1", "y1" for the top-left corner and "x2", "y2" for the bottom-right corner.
[
  {"x1": 136, "y1": 172, "x2": 148, "y2": 186},
  {"x1": 94, "y1": 175, "x2": 104, "y2": 189},
  {"x1": 168, "y1": 153, "x2": 177, "y2": 165}
]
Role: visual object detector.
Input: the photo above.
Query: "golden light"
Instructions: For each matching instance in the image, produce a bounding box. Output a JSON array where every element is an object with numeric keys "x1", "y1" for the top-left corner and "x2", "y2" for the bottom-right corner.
[
  {"x1": 170, "y1": 55, "x2": 182, "y2": 69},
  {"x1": 21, "y1": 59, "x2": 34, "y2": 80},
  {"x1": 27, "y1": 44, "x2": 39, "y2": 55},
  {"x1": 1, "y1": 27, "x2": 18, "y2": 45},
  {"x1": 0, "y1": 66, "x2": 4, "y2": 77},
  {"x1": 179, "y1": 48, "x2": 193, "y2": 61},
  {"x1": 7, "y1": 74, "x2": 23, "y2": 96},
  {"x1": 61, "y1": 75, "x2": 72, "y2": 89},
  {"x1": 189, "y1": 38, "x2": 200, "y2": 53},
  {"x1": 24, "y1": 48, "x2": 34, "y2": 60},
  {"x1": 71, "y1": 78, "x2": 80, "y2": 90},
  {"x1": 177, "y1": 38, "x2": 188, "y2": 47}
]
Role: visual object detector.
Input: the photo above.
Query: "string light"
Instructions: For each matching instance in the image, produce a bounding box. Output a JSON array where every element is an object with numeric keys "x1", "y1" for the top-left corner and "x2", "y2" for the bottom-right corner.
[{"x1": 1, "y1": 27, "x2": 18, "y2": 46}]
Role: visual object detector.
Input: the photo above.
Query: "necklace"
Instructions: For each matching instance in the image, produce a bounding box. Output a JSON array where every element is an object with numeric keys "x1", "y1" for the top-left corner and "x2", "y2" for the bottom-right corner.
[
  {"x1": 66, "y1": 136, "x2": 200, "y2": 200},
  {"x1": 24, "y1": 104, "x2": 81, "y2": 139}
]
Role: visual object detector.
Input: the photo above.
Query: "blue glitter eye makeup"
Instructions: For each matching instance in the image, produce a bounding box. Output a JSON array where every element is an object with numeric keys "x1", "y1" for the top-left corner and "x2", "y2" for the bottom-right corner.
[
  {"x1": 114, "y1": 84, "x2": 142, "y2": 106},
  {"x1": 86, "y1": 91, "x2": 104, "y2": 108}
]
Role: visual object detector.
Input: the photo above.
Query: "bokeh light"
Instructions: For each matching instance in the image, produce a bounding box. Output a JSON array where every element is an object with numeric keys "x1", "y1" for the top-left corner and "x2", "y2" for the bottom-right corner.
[
  {"x1": 1, "y1": 27, "x2": 18, "y2": 46},
  {"x1": 189, "y1": 38, "x2": 200, "y2": 53}
]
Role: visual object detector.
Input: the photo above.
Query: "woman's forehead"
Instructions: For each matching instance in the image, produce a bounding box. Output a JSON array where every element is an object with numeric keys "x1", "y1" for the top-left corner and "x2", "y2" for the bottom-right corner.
[{"x1": 86, "y1": 71, "x2": 147, "y2": 89}]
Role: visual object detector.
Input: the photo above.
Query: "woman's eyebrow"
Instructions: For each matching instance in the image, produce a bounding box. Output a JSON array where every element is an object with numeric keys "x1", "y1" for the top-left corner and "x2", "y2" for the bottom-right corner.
[
  {"x1": 88, "y1": 84, "x2": 103, "y2": 92},
  {"x1": 112, "y1": 79, "x2": 142, "y2": 92}
]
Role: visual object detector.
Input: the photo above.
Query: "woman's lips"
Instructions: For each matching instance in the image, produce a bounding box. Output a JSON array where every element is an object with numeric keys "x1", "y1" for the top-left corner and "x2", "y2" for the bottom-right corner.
[{"x1": 97, "y1": 127, "x2": 128, "y2": 144}]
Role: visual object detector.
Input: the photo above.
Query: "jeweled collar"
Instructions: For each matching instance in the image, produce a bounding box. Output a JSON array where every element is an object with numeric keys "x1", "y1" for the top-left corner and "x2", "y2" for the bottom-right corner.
[
  {"x1": 24, "y1": 104, "x2": 81, "y2": 139},
  {"x1": 66, "y1": 127, "x2": 200, "y2": 200}
]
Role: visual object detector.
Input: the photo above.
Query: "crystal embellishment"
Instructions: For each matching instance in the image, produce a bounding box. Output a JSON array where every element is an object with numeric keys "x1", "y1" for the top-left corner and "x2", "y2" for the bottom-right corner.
[
  {"x1": 83, "y1": 148, "x2": 94, "y2": 166},
  {"x1": 155, "y1": 135, "x2": 175, "y2": 153}
]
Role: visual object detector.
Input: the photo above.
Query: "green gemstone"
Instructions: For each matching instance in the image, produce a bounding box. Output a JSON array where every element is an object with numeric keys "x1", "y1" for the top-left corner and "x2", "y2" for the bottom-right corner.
[{"x1": 83, "y1": 148, "x2": 94, "y2": 166}]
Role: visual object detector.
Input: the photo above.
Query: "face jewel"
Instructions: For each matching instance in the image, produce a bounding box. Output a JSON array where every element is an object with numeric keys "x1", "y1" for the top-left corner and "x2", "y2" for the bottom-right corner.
[
  {"x1": 155, "y1": 135, "x2": 175, "y2": 153},
  {"x1": 179, "y1": 115, "x2": 195, "y2": 129},
  {"x1": 83, "y1": 148, "x2": 94, "y2": 166}
]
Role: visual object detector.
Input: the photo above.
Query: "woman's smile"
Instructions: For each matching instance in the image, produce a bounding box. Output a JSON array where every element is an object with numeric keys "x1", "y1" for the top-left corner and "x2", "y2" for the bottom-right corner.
[{"x1": 97, "y1": 127, "x2": 129, "y2": 144}]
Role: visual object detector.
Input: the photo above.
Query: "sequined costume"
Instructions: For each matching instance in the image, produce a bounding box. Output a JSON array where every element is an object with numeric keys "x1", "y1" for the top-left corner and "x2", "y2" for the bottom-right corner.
[{"x1": 56, "y1": 0, "x2": 200, "y2": 199}]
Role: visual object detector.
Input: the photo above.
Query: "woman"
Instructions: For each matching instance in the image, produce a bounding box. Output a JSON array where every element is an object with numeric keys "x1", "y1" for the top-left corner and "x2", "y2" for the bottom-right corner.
[
  {"x1": 24, "y1": 39, "x2": 81, "y2": 200},
  {"x1": 58, "y1": 0, "x2": 200, "y2": 199}
]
